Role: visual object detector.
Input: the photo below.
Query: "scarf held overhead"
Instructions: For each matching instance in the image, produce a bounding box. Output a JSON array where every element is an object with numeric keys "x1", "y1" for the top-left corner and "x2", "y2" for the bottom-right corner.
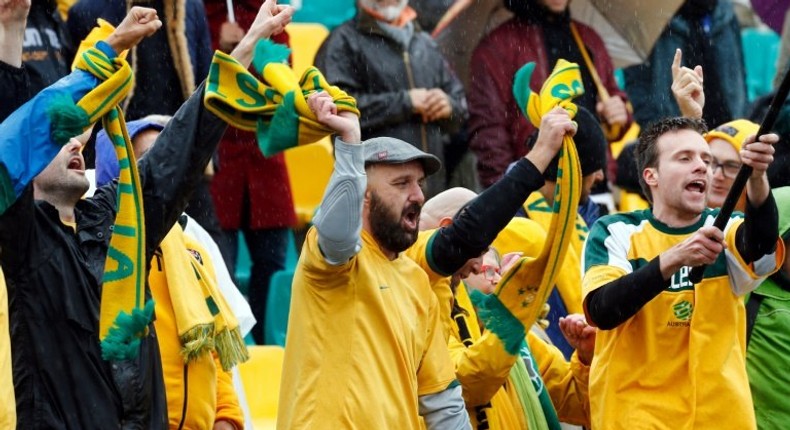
[
  {"x1": 53, "y1": 21, "x2": 152, "y2": 361},
  {"x1": 203, "y1": 39, "x2": 359, "y2": 157},
  {"x1": 489, "y1": 59, "x2": 583, "y2": 327}
]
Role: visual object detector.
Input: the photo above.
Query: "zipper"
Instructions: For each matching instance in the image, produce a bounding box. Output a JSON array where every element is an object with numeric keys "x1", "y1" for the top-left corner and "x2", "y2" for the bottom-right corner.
[
  {"x1": 176, "y1": 364, "x2": 188, "y2": 430},
  {"x1": 403, "y1": 51, "x2": 428, "y2": 153}
]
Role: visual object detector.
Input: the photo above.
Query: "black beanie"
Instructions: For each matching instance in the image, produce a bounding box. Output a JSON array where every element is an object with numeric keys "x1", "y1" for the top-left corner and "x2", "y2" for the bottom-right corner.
[{"x1": 527, "y1": 106, "x2": 608, "y2": 181}]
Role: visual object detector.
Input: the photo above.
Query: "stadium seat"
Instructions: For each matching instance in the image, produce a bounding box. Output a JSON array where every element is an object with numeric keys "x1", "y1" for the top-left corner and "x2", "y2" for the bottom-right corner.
[
  {"x1": 741, "y1": 28, "x2": 780, "y2": 102},
  {"x1": 618, "y1": 190, "x2": 650, "y2": 213},
  {"x1": 286, "y1": 22, "x2": 330, "y2": 76},
  {"x1": 284, "y1": 137, "x2": 335, "y2": 228},
  {"x1": 239, "y1": 345, "x2": 285, "y2": 430},
  {"x1": 235, "y1": 232, "x2": 252, "y2": 296},
  {"x1": 264, "y1": 270, "x2": 294, "y2": 346}
]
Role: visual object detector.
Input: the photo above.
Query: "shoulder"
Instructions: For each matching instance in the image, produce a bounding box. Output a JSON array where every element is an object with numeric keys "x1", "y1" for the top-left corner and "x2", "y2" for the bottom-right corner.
[{"x1": 592, "y1": 210, "x2": 651, "y2": 231}]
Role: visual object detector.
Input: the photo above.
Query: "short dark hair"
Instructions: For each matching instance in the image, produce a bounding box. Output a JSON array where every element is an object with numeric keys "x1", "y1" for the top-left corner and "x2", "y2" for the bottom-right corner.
[{"x1": 636, "y1": 117, "x2": 708, "y2": 203}]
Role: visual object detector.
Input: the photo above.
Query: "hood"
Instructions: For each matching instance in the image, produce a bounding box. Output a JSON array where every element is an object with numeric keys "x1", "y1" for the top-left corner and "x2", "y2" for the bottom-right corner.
[{"x1": 774, "y1": 186, "x2": 790, "y2": 240}]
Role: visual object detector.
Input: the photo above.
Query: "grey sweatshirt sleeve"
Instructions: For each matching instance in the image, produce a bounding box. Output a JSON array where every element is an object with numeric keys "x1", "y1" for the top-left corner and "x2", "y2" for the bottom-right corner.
[
  {"x1": 312, "y1": 138, "x2": 367, "y2": 265},
  {"x1": 419, "y1": 384, "x2": 471, "y2": 430}
]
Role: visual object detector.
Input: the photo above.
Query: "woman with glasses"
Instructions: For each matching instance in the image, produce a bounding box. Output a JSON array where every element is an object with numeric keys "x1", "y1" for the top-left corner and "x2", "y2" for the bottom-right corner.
[{"x1": 704, "y1": 119, "x2": 759, "y2": 211}]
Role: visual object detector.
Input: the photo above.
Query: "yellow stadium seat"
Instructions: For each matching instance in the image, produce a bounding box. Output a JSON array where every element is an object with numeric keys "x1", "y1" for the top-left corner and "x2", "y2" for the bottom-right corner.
[
  {"x1": 239, "y1": 345, "x2": 285, "y2": 430},
  {"x1": 286, "y1": 22, "x2": 330, "y2": 76},
  {"x1": 284, "y1": 137, "x2": 334, "y2": 228},
  {"x1": 609, "y1": 122, "x2": 640, "y2": 160},
  {"x1": 618, "y1": 190, "x2": 650, "y2": 213}
]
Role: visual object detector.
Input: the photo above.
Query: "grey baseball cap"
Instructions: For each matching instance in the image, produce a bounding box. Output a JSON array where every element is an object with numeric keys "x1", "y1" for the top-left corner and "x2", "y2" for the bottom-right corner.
[{"x1": 362, "y1": 137, "x2": 442, "y2": 176}]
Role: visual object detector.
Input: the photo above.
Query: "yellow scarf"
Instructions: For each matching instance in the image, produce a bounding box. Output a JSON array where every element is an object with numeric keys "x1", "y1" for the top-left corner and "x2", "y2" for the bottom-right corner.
[
  {"x1": 492, "y1": 60, "x2": 583, "y2": 327},
  {"x1": 156, "y1": 224, "x2": 248, "y2": 371},
  {"x1": 203, "y1": 40, "x2": 359, "y2": 156},
  {"x1": 54, "y1": 21, "x2": 152, "y2": 361}
]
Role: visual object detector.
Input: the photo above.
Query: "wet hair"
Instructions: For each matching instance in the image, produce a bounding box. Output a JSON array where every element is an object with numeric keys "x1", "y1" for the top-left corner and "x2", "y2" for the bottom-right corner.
[{"x1": 636, "y1": 117, "x2": 708, "y2": 203}]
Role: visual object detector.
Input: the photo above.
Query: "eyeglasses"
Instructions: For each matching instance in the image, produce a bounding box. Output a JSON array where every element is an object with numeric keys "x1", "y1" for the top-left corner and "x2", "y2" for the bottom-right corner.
[
  {"x1": 481, "y1": 264, "x2": 499, "y2": 281},
  {"x1": 711, "y1": 158, "x2": 741, "y2": 179}
]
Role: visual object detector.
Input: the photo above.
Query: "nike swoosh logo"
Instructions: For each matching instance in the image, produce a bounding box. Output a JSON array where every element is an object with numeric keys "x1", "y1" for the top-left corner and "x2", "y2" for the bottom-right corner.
[{"x1": 379, "y1": 285, "x2": 390, "y2": 290}]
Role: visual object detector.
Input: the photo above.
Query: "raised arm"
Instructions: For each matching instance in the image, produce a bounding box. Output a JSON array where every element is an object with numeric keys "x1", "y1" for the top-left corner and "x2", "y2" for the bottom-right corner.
[
  {"x1": 307, "y1": 91, "x2": 365, "y2": 265},
  {"x1": 428, "y1": 108, "x2": 571, "y2": 276},
  {"x1": 138, "y1": 0, "x2": 294, "y2": 252}
]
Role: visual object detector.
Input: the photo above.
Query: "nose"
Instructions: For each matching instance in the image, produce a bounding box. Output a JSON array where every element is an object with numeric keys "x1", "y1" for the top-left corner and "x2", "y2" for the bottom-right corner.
[
  {"x1": 66, "y1": 138, "x2": 83, "y2": 153},
  {"x1": 409, "y1": 182, "x2": 425, "y2": 205}
]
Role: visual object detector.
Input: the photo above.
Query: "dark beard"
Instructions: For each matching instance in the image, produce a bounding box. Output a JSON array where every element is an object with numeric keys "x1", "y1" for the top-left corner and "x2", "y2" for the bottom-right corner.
[{"x1": 369, "y1": 191, "x2": 420, "y2": 254}]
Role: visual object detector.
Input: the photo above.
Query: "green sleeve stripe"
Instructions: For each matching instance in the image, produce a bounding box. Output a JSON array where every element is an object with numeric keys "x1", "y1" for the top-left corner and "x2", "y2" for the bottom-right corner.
[
  {"x1": 0, "y1": 164, "x2": 16, "y2": 215},
  {"x1": 425, "y1": 230, "x2": 452, "y2": 277}
]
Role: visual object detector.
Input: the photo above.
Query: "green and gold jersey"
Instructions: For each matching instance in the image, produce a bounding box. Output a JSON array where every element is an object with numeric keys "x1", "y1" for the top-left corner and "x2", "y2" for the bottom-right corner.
[{"x1": 582, "y1": 208, "x2": 784, "y2": 430}]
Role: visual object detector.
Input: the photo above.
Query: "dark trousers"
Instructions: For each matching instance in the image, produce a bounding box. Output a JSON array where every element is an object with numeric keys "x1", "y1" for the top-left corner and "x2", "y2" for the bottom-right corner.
[{"x1": 217, "y1": 226, "x2": 289, "y2": 345}]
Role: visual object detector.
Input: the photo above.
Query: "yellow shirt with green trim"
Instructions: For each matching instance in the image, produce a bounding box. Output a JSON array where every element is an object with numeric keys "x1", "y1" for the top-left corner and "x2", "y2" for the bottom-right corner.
[
  {"x1": 278, "y1": 228, "x2": 457, "y2": 430},
  {"x1": 508, "y1": 204, "x2": 585, "y2": 315},
  {"x1": 582, "y1": 208, "x2": 785, "y2": 430},
  {"x1": 405, "y1": 229, "x2": 455, "y2": 341}
]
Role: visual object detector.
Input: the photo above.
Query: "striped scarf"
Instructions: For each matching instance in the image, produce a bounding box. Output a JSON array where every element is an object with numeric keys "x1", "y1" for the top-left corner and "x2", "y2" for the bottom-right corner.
[
  {"x1": 203, "y1": 39, "x2": 359, "y2": 157},
  {"x1": 52, "y1": 21, "x2": 152, "y2": 361},
  {"x1": 487, "y1": 59, "x2": 583, "y2": 327}
]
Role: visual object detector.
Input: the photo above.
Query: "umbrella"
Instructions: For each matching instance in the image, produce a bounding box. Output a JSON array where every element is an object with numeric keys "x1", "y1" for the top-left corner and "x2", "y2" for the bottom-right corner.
[
  {"x1": 568, "y1": 0, "x2": 685, "y2": 68},
  {"x1": 751, "y1": 0, "x2": 789, "y2": 34},
  {"x1": 433, "y1": 0, "x2": 684, "y2": 74}
]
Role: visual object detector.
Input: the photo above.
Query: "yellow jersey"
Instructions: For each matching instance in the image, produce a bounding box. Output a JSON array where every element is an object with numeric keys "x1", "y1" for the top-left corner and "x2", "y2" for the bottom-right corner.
[
  {"x1": 521, "y1": 193, "x2": 586, "y2": 314},
  {"x1": 278, "y1": 228, "x2": 457, "y2": 429},
  {"x1": 406, "y1": 229, "x2": 455, "y2": 341},
  {"x1": 582, "y1": 208, "x2": 785, "y2": 429}
]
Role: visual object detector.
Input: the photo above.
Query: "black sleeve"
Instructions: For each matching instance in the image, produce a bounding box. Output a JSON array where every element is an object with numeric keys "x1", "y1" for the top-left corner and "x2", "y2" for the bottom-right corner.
[
  {"x1": 737, "y1": 191, "x2": 779, "y2": 264},
  {"x1": 0, "y1": 61, "x2": 32, "y2": 123},
  {"x1": 137, "y1": 81, "x2": 227, "y2": 259},
  {"x1": 429, "y1": 158, "x2": 545, "y2": 275},
  {"x1": 584, "y1": 258, "x2": 669, "y2": 330},
  {"x1": 0, "y1": 186, "x2": 35, "y2": 277}
]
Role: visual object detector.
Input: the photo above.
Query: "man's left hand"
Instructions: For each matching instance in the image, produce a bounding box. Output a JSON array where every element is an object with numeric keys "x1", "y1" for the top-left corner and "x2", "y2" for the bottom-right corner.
[
  {"x1": 741, "y1": 133, "x2": 778, "y2": 177},
  {"x1": 596, "y1": 96, "x2": 628, "y2": 126},
  {"x1": 559, "y1": 313, "x2": 596, "y2": 365},
  {"x1": 213, "y1": 420, "x2": 237, "y2": 430}
]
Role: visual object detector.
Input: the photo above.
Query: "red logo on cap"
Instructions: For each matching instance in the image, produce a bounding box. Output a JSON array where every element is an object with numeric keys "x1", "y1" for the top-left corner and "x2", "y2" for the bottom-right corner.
[{"x1": 377, "y1": 151, "x2": 388, "y2": 160}]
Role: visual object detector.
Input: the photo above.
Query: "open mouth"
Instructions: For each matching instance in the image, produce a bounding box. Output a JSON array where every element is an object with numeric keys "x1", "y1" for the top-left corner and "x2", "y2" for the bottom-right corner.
[
  {"x1": 402, "y1": 205, "x2": 420, "y2": 230},
  {"x1": 67, "y1": 156, "x2": 85, "y2": 172},
  {"x1": 685, "y1": 179, "x2": 707, "y2": 195}
]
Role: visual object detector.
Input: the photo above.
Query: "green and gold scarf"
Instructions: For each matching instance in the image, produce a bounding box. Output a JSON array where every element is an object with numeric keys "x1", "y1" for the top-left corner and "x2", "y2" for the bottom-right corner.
[
  {"x1": 203, "y1": 39, "x2": 359, "y2": 156},
  {"x1": 51, "y1": 22, "x2": 152, "y2": 361},
  {"x1": 487, "y1": 60, "x2": 583, "y2": 327}
]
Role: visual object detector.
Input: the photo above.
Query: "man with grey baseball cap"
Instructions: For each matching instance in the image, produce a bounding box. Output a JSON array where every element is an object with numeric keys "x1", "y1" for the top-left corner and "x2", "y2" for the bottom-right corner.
[{"x1": 278, "y1": 91, "x2": 573, "y2": 430}]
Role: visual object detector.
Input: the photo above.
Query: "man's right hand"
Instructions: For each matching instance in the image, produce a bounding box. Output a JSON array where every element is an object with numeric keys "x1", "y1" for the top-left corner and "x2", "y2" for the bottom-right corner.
[
  {"x1": 308, "y1": 91, "x2": 361, "y2": 144},
  {"x1": 671, "y1": 49, "x2": 705, "y2": 120},
  {"x1": 525, "y1": 107, "x2": 576, "y2": 174},
  {"x1": 105, "y1": 6, "x2": 162, "y2": 53},
  {"x1": 660, "y1": 225, "x2": 725, "y2": 279},
  {"x1": 0, "y1": 0, "x2": 30, "y2": 25}
]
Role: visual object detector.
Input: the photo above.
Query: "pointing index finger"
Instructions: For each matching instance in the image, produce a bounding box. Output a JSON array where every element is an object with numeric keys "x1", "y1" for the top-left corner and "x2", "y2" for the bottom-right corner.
[{"x1": 671, "y1": 48, "x2": 682, "y2": 79}]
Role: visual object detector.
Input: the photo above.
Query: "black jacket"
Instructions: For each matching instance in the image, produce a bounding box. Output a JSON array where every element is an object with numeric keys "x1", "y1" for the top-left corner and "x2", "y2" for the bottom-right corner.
[
  {"x1": 0, "y1": 83, "x2": 227, "y2": 429},
  {"x1": 315, "y1": 10, "x2": 467, "y2": 197}
]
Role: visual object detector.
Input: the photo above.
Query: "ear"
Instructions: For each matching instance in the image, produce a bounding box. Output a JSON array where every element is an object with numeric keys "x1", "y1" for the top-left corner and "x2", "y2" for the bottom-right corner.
[
  {"x1": 438, "y1": 217, "x2": 453, "y2": 227},
  {"x1": 643, "y1": 167, "x2": 658, "y2": 188}
]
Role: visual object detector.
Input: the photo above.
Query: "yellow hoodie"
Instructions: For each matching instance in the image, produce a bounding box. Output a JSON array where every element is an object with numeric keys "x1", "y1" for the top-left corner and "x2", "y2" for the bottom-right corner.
[
  {"x1": 0, "y1": 270, "x2": 15, "y2": 429},
  {"x1": 148, "y1": 226, "x2": 244, "y2": 429}
]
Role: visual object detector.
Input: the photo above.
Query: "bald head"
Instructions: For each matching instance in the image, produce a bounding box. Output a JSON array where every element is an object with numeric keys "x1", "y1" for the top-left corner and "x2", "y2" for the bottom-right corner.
[{"x1": 420, "y1": 187, "x2": 478, "y2": 230}]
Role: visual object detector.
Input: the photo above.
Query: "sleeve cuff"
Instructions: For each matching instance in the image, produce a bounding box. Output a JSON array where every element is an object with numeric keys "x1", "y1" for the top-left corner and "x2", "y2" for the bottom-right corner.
[{"x1": 95, "y1": 40, "x2": 118, "y2": 59}]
